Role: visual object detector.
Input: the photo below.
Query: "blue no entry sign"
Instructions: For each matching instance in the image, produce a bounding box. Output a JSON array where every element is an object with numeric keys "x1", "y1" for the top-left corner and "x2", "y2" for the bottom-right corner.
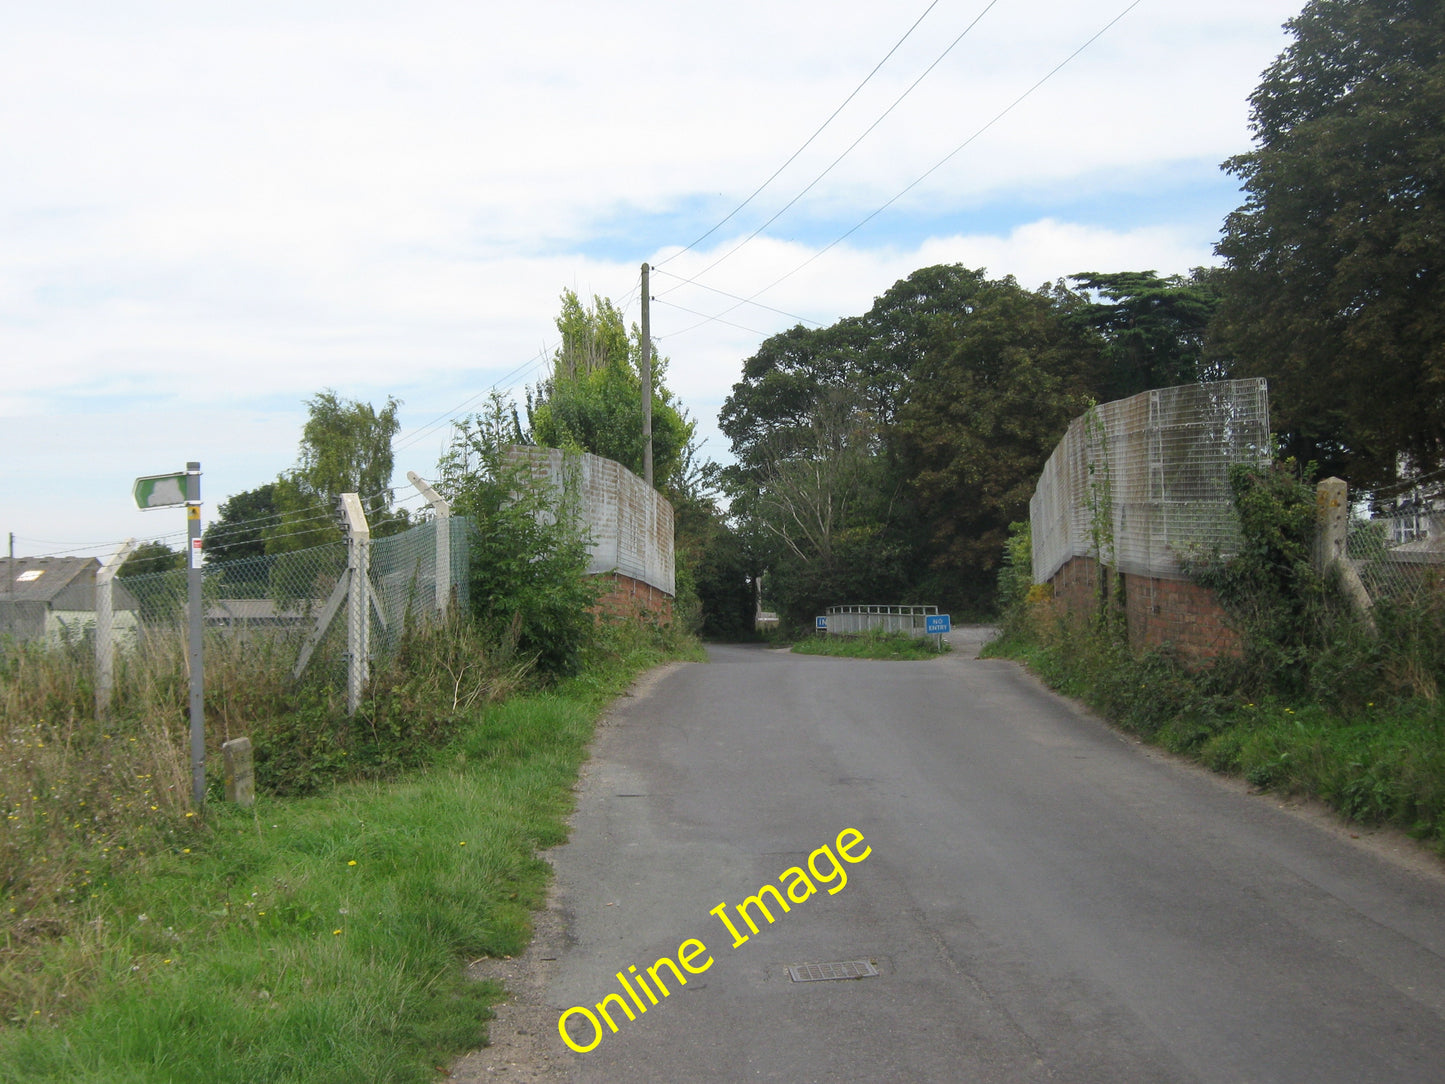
[{"x1": 925, "y1": 614, "x2": 951, "y2": 635}]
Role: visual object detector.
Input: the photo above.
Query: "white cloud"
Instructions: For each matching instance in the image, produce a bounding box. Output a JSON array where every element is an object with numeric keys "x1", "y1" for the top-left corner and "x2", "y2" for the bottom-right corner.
[{"x1": 0, "y1": 0, "x2": 1304, "y2": 553}]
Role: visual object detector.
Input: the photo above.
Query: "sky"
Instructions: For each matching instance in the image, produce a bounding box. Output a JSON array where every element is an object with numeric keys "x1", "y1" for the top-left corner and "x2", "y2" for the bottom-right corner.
[{"x1": 1, "y1": 0, "x2": 1306, "y2": 560}]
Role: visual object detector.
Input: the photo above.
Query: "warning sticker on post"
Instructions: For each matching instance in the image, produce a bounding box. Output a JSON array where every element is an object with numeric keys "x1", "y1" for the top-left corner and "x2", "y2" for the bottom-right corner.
[{"x1": 190, "y1": 538, "x2": 203, "y2": 568}]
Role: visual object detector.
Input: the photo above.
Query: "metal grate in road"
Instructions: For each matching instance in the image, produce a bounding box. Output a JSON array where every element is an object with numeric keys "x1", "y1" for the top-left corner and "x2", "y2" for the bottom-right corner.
[{"x1": 786, "y1": 960, "x2": 879, "y2": 982}]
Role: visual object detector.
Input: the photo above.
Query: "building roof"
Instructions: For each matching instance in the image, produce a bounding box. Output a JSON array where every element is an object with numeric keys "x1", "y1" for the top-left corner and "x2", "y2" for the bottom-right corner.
[{"x1": 0, "y1": 557, "x2": 100, "y2": 604}]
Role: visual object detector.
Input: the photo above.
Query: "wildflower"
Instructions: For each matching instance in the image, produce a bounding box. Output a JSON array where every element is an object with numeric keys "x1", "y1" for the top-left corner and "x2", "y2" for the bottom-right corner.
[
  {"x1": 347, "y1": 860, "x2": 357, "y2": 867},
  {"x1": 332, "y1": 928, "x2": 342, "y2": 936}
]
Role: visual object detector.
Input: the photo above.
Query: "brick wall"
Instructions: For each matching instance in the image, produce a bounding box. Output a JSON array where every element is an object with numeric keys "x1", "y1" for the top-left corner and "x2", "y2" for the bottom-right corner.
[
  {"x1": 592, "y1": 572, "x2": 673, "y2": 624},
  {"x1": 1045, "y1": 555, "x2": 1238, "y2": 663},
  {"x1": 1122, "y1": 571, "x2": 1240, "y2": 662}
]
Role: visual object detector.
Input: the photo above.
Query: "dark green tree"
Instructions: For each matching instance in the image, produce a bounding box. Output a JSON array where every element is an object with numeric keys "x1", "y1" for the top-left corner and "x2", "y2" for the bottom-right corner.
[
  {"x1": 117, "y1": 540, "x2": 187, "y2": 623},
  {"x1": 118, "y1": 540, "x2": 185, "y2": 578},
  {"x1": 718, "y1": 320, "x2": 863, "y2": 479},
  {"x1": 1212, "y1": 0, "x2": 1445, "y2": 487},
  {"x1": 1068, "y1": 269, "x2": 1222, "y2": 399},
  {"x1": 898, "y1": 277, "x2": 1099, "y2": 608},
  {"x1": 722, "y1": 264, "x2": 1101, "y2": 619},
  {"x1": 202, "y1": 483, "x2": 278, "y2": 564},
  {"x1": 719, "y1": 265, "x2": 988, "y2": 481}
]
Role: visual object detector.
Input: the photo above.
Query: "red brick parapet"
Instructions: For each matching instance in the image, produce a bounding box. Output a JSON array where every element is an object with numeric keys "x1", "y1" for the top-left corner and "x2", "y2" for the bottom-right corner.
[
  {"x1": 1044, "y1": 555, "x2": 1238, "y2": 664},
  {"x1": 591, "y1": 572, "x2": 673, "y2": 624}
]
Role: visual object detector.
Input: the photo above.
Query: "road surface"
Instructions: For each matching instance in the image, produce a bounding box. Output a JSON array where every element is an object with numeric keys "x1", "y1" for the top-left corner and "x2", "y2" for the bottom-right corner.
[{"x1": 456, "y1": 635, "x2": 1445, "y2": 1082}]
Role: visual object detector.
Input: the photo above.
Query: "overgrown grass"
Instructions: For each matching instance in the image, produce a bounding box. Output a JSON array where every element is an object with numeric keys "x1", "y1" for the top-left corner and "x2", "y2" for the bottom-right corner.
[
  {"x1": 792, "y1": 628, "x2": 948, "y2": 660},
  {"x1": 986, "y1": 607, "x2": 1445, "y2": 852},
  {"x1": 0, "y1": 616, "x2": 699, "y2": 1080}
]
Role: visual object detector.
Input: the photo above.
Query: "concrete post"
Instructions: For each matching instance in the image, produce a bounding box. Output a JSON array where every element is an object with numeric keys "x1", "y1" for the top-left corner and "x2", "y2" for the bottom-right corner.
[
  {"x1": 1316, "y1": 477, "x2": 1375, "y2": 626},
  {"x1": 94, "y1": 538, "x2": 138, "y2": 719},
  {"x1": 222, "y1": 737, "x2": 254, "y2": 807},
  {"x1": 1314, "y1": 477, "x2": 1349, "y2": 569},
  {"x1": 340, "y1": 493, "x2": 371, "y2": 715},
  {"x1": 406, "y1": 471, "x2": 451, "y2": 616}
]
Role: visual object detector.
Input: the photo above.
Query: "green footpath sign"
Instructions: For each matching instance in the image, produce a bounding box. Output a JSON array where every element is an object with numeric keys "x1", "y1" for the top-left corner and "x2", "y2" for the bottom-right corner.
[{"x1": 133, "y1": 472, "x2": 189, "y2": 510}]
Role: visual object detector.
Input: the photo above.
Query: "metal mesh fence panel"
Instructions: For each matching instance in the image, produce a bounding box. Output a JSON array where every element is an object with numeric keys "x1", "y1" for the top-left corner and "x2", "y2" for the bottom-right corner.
[
  {"x1": 824, "y1": 604, "x2": 939, "y2": 636},
  {"x1": 369, "y1": 516, "x2": 471, "y2": 656},
  {"x1": 1031, "y1": 378, "x2": 1272, "y2": 582},
  {"x1": 96, "y1": 514, "x2": 473, "y2": 710},
  {"x1": 1347, "y1": 509, "x2": 1445, "y2": 607},
  {"x1": 508, "y1": 447, "x2": 675, "y2": 596},
  {"x1": 113, "y1": 541, "x2": 350, "y2": 682}
]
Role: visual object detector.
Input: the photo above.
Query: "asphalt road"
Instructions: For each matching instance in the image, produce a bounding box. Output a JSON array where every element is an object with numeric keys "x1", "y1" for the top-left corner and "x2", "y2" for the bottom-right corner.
[{"x1": 479, "y1": 636, "x2": 1445, "y2": 1082}]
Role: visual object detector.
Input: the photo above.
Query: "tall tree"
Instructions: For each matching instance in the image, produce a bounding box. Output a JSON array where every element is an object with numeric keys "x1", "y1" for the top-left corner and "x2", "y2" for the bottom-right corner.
[
  {"x1": 267, "y1": 391, "x2": 405, "y2": 553},
  {"x1": 1069, "y1": 269, "x2": 1222, "y2": 399},
  {"x1": 1212, "y1": 0, "x2": 1445, "y2": 487},
  {"x1": 719, "y1": 265, "x2": 988, "y2": 481},
  {"x1": 118, "y1": 540, "x2": 185, "y2": 578},
  {"x1": 721, "y1": 265, "x2": 1084, "y2": 619},
  {"x1": 528, "y1": 290, "x2": 695, "y2": 491},
  {"x1": 898, "y1": 277, "x2": 1099, "y2": 606}
]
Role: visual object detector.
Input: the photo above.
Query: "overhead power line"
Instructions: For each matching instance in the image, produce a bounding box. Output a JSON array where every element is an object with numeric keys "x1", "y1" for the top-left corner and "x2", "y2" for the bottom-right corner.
[
  {"x1": 659, "y1": 0, "x2": 1003, "y2": 293},
  {"x1": 650, "y1": 299, "x2": 775, "y2": 339},
  {"x1": 650, "y1": 269, "x2": 822, "y2": 328},
  {"x1": 664, "y1": 0, "x2": 1144, "y2": 342},
  {"x1": 657, "y1": 0, "x2": 946, "y2": 269}
]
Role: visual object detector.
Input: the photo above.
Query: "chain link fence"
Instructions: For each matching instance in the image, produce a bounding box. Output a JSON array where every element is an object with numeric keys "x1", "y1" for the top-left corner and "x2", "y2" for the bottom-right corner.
[
  {"x1": 97, "y1": 512, "x2": 471, "y2": 713},
  {"x1": 370, "y1": 516, "x2": 470, "y2": 655},
  {"x1": 117, "y1": 541, "x2": 348, "y2": 676},
  {"x1": 1031, "y1": 378, "x2": 1273, "y2": 583},
  {"x1": 1347, "y1": 506, "x2": 1445, "y2": 607}
]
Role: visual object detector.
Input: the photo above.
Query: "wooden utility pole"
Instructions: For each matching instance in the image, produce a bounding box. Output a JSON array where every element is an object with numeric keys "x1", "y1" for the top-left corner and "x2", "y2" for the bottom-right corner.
[{"x1": 641, "y1": 262, "x2": 653, "y2": 488}]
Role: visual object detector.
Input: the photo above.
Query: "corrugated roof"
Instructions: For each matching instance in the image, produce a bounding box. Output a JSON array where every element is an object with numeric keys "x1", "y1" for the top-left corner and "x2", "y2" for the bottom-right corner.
[{"x1": 0, "y1": 557, "x2": 99, "y2": 603}]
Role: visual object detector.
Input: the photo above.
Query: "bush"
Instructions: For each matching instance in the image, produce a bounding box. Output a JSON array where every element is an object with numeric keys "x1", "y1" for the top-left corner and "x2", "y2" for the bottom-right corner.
[{"x1": 437, "y1": 399, "x2": 601, "y2": 679}]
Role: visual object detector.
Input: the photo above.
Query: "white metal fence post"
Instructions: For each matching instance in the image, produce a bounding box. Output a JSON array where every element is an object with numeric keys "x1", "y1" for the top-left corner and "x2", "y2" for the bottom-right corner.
[
  {"x1": 407, "y1": 471, "x2": 451, "y2": 617},
  {"x1": 340, "y1": 493, "x2": 371, "y2": 715},
  {"x1": 94, "y1": 538, "x2": 138, "y2": 719}
]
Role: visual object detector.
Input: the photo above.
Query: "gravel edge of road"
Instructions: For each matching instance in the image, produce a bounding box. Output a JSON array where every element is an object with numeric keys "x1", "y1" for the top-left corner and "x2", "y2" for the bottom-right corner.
[{"x1": 447, "y1": 660, "x2": 692, "y2": 1083}]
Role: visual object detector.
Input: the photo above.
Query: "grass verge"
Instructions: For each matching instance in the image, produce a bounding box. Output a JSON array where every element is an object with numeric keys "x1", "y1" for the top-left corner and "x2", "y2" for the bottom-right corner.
[
  {"x1": 0, "y1": 623, "x2": 699, "y2": 1082},
  {"x1": 986, "y1": 623, "x2": 1445, "y2": 853},
  {"x1": 791, "y1": 629, "x2": 948, "y2": 660}
]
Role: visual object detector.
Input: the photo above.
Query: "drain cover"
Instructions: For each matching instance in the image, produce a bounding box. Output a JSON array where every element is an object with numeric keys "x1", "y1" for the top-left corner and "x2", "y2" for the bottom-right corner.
[{"x1": 786, "y1": 960, "x2": 879, "y2": 982}]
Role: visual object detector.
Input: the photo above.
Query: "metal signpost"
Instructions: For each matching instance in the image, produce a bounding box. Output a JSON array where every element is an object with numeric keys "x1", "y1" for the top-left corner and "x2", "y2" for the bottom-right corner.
[
  {"x1": 134, "y1": 462, "x2": 206, "y2": 809},
  {"x1": 925, "y1": 613, "x2": 951, "y2": 652}
]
